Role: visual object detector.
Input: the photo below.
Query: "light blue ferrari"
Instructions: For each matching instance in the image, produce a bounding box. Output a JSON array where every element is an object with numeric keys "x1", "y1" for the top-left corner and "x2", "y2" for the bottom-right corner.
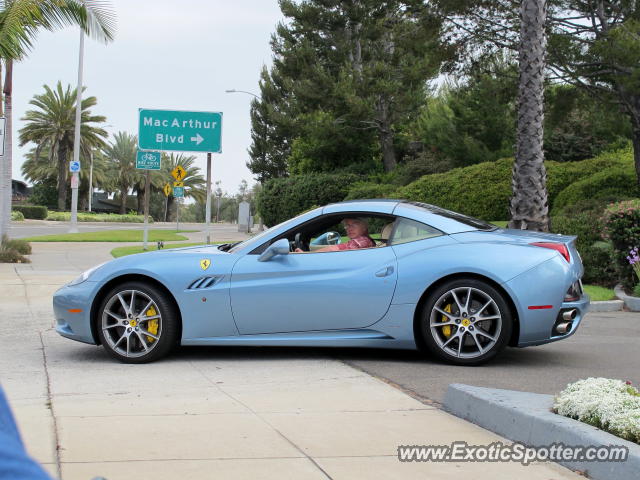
[{"x1": 53, "y1": 200, "x2": 589, "y2": 365}]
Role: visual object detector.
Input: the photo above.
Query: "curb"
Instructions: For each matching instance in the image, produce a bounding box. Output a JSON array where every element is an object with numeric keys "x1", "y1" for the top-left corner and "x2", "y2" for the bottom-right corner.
[
  {"x1": 614, "y1": 285, "x2": 640, "y2": 311},
  {"x1": 444, "y1": 384, "x2": 640, "y2": 480},
  {"x1": 588, "y1": 300, "x2": 624, "y2": 312}
]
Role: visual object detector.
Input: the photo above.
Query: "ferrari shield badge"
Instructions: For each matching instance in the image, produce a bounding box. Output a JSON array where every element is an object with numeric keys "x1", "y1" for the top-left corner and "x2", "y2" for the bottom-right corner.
[{"x1": 200, "y1": 259, "x2": 211, "y2": 271}]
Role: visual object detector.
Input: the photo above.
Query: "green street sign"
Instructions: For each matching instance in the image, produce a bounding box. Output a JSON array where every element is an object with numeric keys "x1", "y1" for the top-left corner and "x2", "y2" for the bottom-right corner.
[
  {"x1": 173, "y1": 186, "x2": 185, "y2": 198},
  {"x1": 136, "y1": 150, "x2": 161, "y2": 170},
  {"x1": 138, "y1": 108, "x2": 222, "y2": 153}
]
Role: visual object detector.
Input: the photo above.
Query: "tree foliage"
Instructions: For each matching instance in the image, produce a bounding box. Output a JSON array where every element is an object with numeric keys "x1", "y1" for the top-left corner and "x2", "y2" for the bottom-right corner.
[
  {"x1": 18, "y1": 81, "x2": 107, "y2": 210},
  {"x1": 248, "y1": 0, "x2": 447, "y2": 181}
]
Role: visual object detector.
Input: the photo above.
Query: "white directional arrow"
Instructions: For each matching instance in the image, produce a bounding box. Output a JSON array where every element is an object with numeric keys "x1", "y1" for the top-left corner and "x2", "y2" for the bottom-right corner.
[{"x1": 190, "y1": 133, "x2": 204, "y2": 145}]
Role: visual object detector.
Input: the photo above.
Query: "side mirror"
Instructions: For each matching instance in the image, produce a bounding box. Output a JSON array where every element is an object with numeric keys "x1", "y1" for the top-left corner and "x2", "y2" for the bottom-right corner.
[{"x1": 258, "y1": 238, "x2": 290, "y2": 262}]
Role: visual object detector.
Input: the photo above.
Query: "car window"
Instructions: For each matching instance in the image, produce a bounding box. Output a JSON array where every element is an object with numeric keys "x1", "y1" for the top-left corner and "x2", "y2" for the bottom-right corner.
[{"x1": 389, "y1": 218, "x2": 442, "y2": 245}]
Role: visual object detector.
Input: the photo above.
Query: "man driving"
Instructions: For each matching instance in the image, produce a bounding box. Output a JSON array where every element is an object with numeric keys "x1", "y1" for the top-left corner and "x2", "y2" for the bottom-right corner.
[{"x1": 296, "y1": 217, "x2": 376, "y2": 253}]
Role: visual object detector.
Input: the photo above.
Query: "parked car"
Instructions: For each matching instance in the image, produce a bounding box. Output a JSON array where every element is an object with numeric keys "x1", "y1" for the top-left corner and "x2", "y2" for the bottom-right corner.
[{"x1": 53, "y1": 200, "x2": 589, "y2": 365}]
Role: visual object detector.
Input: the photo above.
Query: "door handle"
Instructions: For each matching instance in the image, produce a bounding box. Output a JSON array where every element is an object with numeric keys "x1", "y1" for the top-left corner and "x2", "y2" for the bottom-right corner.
[{"x1": 375, "y1": 266, "x2": 394, "y2": 277}]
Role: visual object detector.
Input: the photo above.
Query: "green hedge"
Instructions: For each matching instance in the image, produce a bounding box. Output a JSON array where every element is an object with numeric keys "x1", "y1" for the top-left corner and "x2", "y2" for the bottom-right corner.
[
  {"x1": 551, "y1": 165, "x2": 637, "y2": 216},
  {"x1": 551, "y1": 213, "x2": 617, "y2": 286},
  {"x1": 11, "y1": 211, "x2": 24, "y2": 221},
  {"x1": 258, "y1": 174, "x2": 361, "y2": 226},
  {"x1": 258, "y1": 147, "x2": 634, "y2": 225},
  {"x1": 396, "y1": 158, "x2": 513, "y2": 220},
  {"x1": 45, "y1": 212, "x2": 153, "y2": 223},
  {"x1": 12, "y1": 205, "x2": 48, "y2": 220},
  {"x1": 344, "y1": 182, "x2": 398, "y2": 201},
  {"x1": 396, "y1": 148, "x2": 633, "y2": 221},
  {"x1": 603, "y1": 199, "x2": 640, "y2": 289}
]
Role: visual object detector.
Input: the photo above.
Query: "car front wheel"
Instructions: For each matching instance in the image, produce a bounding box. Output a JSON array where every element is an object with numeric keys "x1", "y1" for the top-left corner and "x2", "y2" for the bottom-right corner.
[
  {"x1": 420, "y1": 279, "x2": 512, "y2": 365},
  {"x1": 96, "y1": 281, "x2": 178, "y2": 363}
]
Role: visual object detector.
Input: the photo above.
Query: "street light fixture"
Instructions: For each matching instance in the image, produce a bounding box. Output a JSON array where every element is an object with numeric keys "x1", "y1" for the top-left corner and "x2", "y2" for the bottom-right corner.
[{"x1": 225, "y1": 89, "x2": 259, "y2": 99}]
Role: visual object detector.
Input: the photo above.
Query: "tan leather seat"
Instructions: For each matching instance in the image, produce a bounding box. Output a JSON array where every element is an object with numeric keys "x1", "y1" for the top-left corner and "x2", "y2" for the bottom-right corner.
[{"x1": 378, "y1": 222, "x2": 394, "y2": 246}]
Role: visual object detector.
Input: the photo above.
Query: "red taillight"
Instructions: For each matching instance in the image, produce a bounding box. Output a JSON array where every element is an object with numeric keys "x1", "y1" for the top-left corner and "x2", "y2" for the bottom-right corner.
[{"x1": 530, "y1": 242, "x2": 570, "y2": 262}]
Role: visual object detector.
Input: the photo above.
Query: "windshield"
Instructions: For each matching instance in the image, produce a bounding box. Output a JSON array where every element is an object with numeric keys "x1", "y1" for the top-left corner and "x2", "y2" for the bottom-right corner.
[{"x1": 227, "y1": 215, "x2": 300, "y2": 253}]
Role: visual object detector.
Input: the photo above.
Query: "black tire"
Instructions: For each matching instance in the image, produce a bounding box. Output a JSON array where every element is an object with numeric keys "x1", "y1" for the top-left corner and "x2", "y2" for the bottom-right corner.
[
  {"x1": 420, "y1": 278, "x2": 512, "y2": 366},
  {"x1": 96, "y1": 281, "x2": 179, "y2": 364}
]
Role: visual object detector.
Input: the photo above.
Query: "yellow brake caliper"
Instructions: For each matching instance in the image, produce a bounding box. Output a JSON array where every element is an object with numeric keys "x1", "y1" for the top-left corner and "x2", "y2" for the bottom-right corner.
[
  {"x1": 146, "y1": 306, "x2": 159, "y2": 343},
  {"x1": 442, "y1": 304, "x2": 452, "y2": 338}
]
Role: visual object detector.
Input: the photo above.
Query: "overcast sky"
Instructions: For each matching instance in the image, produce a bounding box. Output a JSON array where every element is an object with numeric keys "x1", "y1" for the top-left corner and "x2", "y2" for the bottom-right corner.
[{"x1": 14, "y1": 0, "x2": 285, "y2": 194}]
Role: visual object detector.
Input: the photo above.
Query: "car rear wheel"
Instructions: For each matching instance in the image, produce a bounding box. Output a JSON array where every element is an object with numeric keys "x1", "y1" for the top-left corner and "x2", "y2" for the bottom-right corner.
[
  {"x1": 420, "y1": 278, "x2": 512, "y2": 365},
  {"x1": 96, "y1": 281, "x2": 178, "y2": 363}
]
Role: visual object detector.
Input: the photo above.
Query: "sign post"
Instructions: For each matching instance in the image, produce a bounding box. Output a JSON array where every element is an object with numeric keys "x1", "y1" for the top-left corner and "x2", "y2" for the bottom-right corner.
[
  {"x1": 69, "y1": 160, "x2": 81, "y2": 233},
  {"x1": 135, "y1": 150, "x2": 162, "y2": 250},
  {"x1": 171, "y1": 167, "x2": 186, "y2": 234},
  {"x1": 205, "y1": 153, "x2": 212, "y2": 244}
]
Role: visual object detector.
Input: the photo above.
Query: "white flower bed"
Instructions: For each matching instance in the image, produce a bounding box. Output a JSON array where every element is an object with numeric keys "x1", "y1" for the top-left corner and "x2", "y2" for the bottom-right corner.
[{"x1": 553, "y1": 378, "x2": 640, "y2": 444}]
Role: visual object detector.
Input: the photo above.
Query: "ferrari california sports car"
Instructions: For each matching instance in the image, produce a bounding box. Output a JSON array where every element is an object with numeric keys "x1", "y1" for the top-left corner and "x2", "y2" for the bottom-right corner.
[{"x1": 53, "y1": 200, "x2": 589, "y2": 365}]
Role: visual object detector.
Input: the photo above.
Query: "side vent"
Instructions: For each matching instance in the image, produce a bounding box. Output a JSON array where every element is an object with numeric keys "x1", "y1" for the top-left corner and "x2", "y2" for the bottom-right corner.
[{"x1": 187, "y1": 276, "x2": 222, "y2": 290}]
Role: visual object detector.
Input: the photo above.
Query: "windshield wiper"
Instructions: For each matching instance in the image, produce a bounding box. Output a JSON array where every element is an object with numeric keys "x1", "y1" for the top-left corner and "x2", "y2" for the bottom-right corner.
[{"x1": 217, "y1": 242, "x2": 241, "y2": 252}]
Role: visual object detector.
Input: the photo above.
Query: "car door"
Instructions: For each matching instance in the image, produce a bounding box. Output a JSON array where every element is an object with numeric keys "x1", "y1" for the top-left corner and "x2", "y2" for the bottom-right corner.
[{"x1": 229, "y1": 247, "x2": 398, "y2": 334}]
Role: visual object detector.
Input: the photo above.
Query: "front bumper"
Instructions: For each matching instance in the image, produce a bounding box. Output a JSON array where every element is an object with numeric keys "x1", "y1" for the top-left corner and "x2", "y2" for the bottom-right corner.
[{"x1": 53, "y1": 281, "x2": 98, "y2": 345}]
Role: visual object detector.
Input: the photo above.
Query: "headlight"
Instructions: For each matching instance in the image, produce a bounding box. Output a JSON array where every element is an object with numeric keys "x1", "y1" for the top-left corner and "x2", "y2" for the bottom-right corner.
[{"x1": 68, "y1": 262, "x2": 107, "y2": 286}]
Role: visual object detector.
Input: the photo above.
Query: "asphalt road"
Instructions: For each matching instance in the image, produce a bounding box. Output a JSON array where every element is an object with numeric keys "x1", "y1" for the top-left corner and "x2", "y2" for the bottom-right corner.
[
  {"x1": 9, "y1": 220, "x2": 250, "y2": 240},
  {"x1": 335, "y1": 311, "x2": 640, "y2": 405},
  {"x1": 162, "y1": 311, "x2": 640, "y2": 407}
]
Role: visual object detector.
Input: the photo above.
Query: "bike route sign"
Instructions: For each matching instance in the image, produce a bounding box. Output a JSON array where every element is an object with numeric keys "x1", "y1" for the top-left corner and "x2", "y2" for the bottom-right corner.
[
  {"x1": 138, "y1": 109, "x2": 222, "y2": 153},
  {"x1": 136, "y1": 150, "x2": 161, "y2": 170}
]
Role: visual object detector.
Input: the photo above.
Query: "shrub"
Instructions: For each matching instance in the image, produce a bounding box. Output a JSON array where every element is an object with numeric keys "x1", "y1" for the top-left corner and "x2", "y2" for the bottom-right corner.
[
  {"x1": 396, "y1": 157, "x2": 513, "y2": 220},
  {"x1": 12, "y1": 205, "x2": 48, "y2": 220},
  {"x1": 11, "y1": 211, "x2": 24, "y2": 221},
  {"x1": 551, "y1": 212, "x2": 617, "y2": 286},
  {"x1": 554, "y1": 378, "x2": 640, "y2": 444},
  {"x1": 603, "y1": 199, "x2": 640, "y2": 289},
  {"x1": 3, "y1": 237, "x2": 32, "y2": 255},
  {"x1": 257, "y1": 173, "x2": 361, "y2": 226},
  {"x1": 344, "y1": 182, "x2": 398, "y2": 201},
  {"x1": 551, "y1": 165, "x2": 637, "y2": 216},
  {"x1": 45, "y1": 212, "x2": 153, "y2": 223},
  {"x1": 0, "y1": 235, "x2": 30, "y2": 263},
  {"x1": 395, "y1": 147, "x2": 633, "y2": 221}
]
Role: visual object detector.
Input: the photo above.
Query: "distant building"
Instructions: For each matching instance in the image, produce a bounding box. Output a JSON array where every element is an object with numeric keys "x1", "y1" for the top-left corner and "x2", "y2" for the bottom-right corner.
[
  {"x1": 11, "y1": 180, "x2": 30, "y2": 202},
  {"x1": 91, "y1": 192, "x2": 121, "y2": 214}
]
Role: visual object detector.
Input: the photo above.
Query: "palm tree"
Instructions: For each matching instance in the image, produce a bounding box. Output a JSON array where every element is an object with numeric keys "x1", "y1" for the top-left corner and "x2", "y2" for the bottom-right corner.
[
  {"x1": 19, "y1": 81, "x2": 107, "y2": 210},
  {"x1": 0, "y1": 0, "x2": 116, "y2": 236},
  {"x1": 508, "y1": 0, "x2": 550, "y2": 232},
  {"x1": 157, "y1": 153, "x2": 205, "y2": 222},
  {"x1": 103, "y1": 131, "x2": 138, "y2": 214},
  {"x1": 22, "y1": 144, "x2": 111, "y2": 210}
]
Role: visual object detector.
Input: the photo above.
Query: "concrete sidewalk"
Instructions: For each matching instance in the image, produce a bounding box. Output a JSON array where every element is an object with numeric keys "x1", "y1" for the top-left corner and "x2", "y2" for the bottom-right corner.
[{"x1": 0, "y1": 242, "x2": 582, "y2": 479}]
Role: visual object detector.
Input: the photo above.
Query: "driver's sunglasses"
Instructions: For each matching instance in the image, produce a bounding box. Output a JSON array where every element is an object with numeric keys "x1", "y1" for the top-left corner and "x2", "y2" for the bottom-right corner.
[{"x1": 343, "y1": 223, "x2": 361, "y2": 229}]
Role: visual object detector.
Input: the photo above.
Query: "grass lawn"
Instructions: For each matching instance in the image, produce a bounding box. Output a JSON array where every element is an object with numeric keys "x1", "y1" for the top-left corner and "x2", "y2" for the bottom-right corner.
[
  {"x1": 110, "y1": 242, "x2": 233, "y2": 258},
  {"x1": 492, "y1": 220, "x2": 508, "y2": 228},
  {"x1": 583, "y1": 284, "x2": 616, "y2": 301},
  {"x1": 24, "y1": 229, "x2": 196, "y2": 243}
]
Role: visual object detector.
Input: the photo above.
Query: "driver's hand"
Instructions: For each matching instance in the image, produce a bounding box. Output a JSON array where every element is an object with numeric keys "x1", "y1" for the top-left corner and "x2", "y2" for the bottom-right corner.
[{"x1": 294, "y1": 248, "x2": 304, "y2": 253}]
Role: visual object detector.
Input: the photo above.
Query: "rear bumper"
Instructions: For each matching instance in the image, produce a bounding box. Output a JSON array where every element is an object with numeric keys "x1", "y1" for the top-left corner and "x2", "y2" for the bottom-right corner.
[
  {"x1": 516, "y1": 293, "x2": 590, "y2": 347},
  {"x1": 502, "y1": 255, "x2": 589, "y2": 347}
]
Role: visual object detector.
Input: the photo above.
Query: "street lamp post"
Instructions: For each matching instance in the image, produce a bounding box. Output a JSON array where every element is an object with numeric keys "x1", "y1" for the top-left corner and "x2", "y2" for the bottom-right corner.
[
  {"x1": 69, "y1": 27, "x2": 84, "y2": 233},
  {"x1": 88, "y1": 150, "x2": 93, "y2": 212}
]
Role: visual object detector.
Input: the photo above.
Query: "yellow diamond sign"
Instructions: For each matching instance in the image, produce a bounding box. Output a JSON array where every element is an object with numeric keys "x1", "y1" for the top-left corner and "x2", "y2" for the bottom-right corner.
[
  {"x1": 173, "y1": 181, "x2": 184, "y2": 188},
  {"x1": 163, "y1": 183, "x2": 171, "y2": 196},
  {"x1": 171, "y1": 165, "x2": 187, "y2": 181}
]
